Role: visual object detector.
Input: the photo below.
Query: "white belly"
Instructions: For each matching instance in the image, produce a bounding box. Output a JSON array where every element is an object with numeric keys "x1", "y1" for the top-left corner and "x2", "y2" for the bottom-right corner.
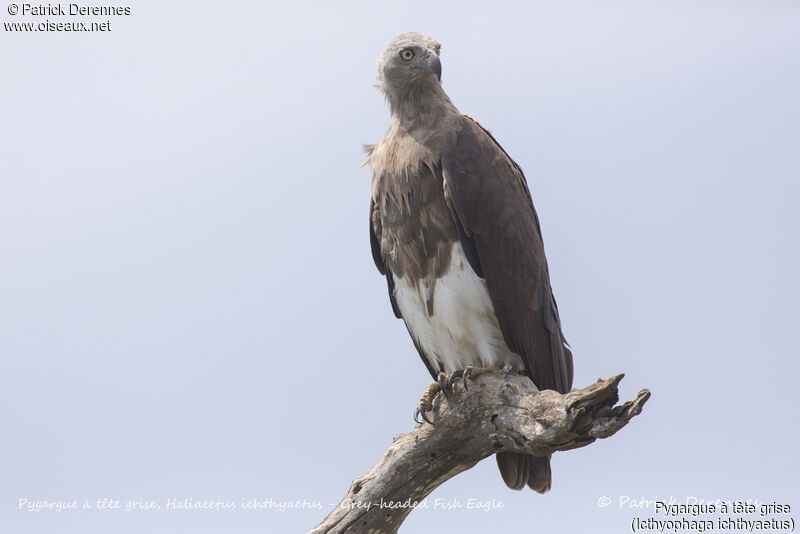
[{"x1": 393, "y1": 242, "x2": 525, "y2": 375}]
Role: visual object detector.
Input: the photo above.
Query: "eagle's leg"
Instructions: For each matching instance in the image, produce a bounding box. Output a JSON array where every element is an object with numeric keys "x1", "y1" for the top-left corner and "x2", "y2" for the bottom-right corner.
[
  {"x1": 414, "y1": 381, "x2": 440, "y2": 425},
  {"x1": 415, "y1": 367, "x2": 493, "y2": 425},
  {"x1": 445, "y1": 365, "x2": 489, "y2": 393}
]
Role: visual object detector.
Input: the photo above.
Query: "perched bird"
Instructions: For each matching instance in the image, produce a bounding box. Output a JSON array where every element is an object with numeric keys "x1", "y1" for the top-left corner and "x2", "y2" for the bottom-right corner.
[{"x1": 366, "y1": 32, "x2": 574, "y2": 492}]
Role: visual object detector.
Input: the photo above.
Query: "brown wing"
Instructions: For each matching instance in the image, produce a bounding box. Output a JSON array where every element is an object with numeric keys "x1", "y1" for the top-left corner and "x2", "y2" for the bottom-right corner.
[
  {"x1": 440, "y1": 116, "x2": 573, "y2": 393},
  {"x1": 369, "y1": 198, "x2": 402, "y2": 319},
  {"x1": 370, "y1": 197, "x2": 439, "y2": 379}
]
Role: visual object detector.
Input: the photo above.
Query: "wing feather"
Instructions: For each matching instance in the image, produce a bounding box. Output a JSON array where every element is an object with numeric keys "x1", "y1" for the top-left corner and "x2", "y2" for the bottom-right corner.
[
  {"x1": 441, "y1": 117, "x2": 573, "y2": 393},
  {"x1": 370, "y1": 198, "x2": 402, "y2": 319},
  {"x1": 370, "y1": 198, "x2": 437, "y2": 378}
]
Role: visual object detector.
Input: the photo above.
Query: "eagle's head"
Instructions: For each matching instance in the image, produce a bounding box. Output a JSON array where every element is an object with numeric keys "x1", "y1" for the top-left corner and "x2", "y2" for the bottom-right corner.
[{"x1": 377, "y1": 32, "x2": 442, "y2": 96}]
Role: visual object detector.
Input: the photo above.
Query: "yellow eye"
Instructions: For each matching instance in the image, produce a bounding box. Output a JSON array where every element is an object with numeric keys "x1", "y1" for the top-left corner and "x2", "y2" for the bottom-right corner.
[{"x1": 400, "y1": 49, "x2": 415, "y2": 61}]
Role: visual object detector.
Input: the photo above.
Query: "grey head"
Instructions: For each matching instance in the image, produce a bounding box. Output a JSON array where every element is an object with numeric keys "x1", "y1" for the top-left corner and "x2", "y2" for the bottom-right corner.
[{"x1": 377, "y1": 32, "x2": 442, "y2": 97}]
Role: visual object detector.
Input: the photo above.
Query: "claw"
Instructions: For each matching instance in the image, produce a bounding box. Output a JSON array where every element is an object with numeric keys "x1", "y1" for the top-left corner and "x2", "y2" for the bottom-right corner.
[
  {"x1": 413, "y1": 368, "x2": 485, "y2": 425},
  {"x1": 446, "y1": 369, "x2": 464, "y2": 392},
  {"x1": 503, "y1": 364, "x2": 514, "y2": 379},
  {"x1": 414, "y1": 381, "x2": 441, "y2": 426},
  {"x1": 413, "y1": 406, "x2": 426, "y2": 424},
  {"x1": 445, "y1": 366, "x2": 476, "y2": 392},
  {"x1": 463, "y1": 365, "x2": 473, "y2": 391},
  {"x1": 415, "y1": 405, "x2": 434, "y2": 425},
  {"x1": 437, "y1": 372, "x2": 450, "y2": 398}
]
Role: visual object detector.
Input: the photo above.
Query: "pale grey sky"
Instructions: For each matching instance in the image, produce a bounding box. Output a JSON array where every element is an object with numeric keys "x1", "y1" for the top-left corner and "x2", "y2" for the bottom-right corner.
[{"x1": 2, "y1": 1, "x2": 799, "y2": 533}]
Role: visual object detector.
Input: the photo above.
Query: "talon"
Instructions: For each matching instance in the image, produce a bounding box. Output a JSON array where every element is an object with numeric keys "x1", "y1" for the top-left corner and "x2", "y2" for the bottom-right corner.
[
  {"x1": 414, "y1": 398, "x2": 435, "y2": 425},
  {"x1": 414, "y1": 380, "x2": 441, "y2": 425},
  {"x1": 419, "y1": 406, "x2": 434, "y2": 425},
  {"x1": 414, "y1": 405, "x2": 434, "y2": 425},
  {"x1": 503, "y1": 364, "x2": 514, "y2": 379},
  {"x1": 446, "y1": 369, "x2": 465, "y2": 392},
  {"x1": 463, "y1": 365, "x2": 473, "y2": 391},
  {"x1": 437, "y1": 372, "x2": 450, "y2": 398}
]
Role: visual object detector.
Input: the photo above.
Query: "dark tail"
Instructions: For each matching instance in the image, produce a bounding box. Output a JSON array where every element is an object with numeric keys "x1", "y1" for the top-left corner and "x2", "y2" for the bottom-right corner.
[{"x1": 496, "y1": 452, "x2": 552, "y2": 493}]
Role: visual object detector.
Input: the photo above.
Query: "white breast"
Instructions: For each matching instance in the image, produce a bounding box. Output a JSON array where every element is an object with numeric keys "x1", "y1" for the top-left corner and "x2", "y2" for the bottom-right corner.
[{"x1": 392, "y1": 242, "x2": 525, "y2": 375}]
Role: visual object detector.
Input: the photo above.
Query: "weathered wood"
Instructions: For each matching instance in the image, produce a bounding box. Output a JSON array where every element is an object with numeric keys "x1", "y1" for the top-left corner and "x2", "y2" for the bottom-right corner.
[{"x1": 310, "y1": 373, "x2": 650, "y2": 534}]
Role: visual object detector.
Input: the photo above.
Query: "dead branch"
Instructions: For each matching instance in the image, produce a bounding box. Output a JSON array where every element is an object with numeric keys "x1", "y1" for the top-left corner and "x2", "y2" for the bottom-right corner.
[{"x1": 310, "y1": 372, "x2": 650, "y2": 534}]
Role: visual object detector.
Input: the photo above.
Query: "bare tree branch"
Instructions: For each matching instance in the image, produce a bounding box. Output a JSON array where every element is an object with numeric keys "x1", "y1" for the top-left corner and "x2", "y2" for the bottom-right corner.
[{"x1": 310, "y1": 373, "x2": 650, "y2": 534}]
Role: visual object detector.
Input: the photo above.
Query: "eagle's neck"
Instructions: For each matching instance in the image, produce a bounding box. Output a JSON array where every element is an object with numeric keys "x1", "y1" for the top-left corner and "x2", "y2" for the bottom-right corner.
[{"x1": 387, "y1": 83, "x2": 458, "y2": 134}]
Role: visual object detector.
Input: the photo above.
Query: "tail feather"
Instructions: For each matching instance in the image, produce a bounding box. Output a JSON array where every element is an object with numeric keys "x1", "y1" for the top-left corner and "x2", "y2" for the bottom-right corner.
[
  {"x1": 496, "y1": 452, "x2": 552, "y2": 493},
  {"x1": 526, "y1": 455, "x2": 552, "y2": 493}
]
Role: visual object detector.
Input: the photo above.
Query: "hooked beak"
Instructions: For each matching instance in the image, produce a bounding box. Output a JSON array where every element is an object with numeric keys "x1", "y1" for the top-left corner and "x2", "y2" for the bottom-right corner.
[{"x1": 428, "y1": 54, "x2": 442, "y2": 82}]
